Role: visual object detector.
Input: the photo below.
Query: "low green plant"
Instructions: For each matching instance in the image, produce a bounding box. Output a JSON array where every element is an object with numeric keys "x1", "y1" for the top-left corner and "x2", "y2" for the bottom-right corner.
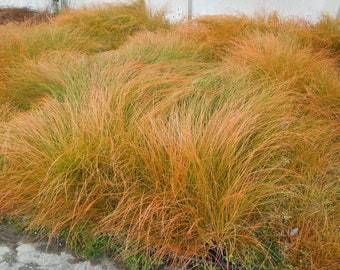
[
  {"x1": 125, "y1": 252, "x2": 160, "y2": 270},
  {"x1": 59, "y1": 221, "x2": 115, "y2": 259}
]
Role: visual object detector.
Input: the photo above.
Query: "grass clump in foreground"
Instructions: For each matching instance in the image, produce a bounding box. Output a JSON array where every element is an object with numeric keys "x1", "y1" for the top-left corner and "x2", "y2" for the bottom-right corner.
[{"x1": 0, "y1": 3, "x2": 339, "y2": 269}]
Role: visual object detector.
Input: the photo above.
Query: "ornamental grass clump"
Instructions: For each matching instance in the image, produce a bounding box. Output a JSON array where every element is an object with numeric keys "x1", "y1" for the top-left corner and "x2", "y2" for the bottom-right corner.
[
  {"x1": 0, "y1": 52, "x2": 93, "y2": 110},
  {"x1": 197, "y1": 13, "x2": 340, "y2": 59},
  {"x1": 53, "y1": 0, "x2": 170, "y2": 51},
  {"x1": 0, "y1": 0, "x2": 170, "y2": 108},
  {"x1": 113, "y1": 25, "x2": 216, "y2": 65},
  {"x1": 0, "y1": 9, "x2": 339, "y2": 270},
  {"x1": 0, "y1": 90, "x2": 125, "y2": 235}
]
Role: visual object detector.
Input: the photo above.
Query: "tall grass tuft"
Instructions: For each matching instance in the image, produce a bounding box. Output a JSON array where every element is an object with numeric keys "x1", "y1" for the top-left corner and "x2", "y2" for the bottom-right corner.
[
  {"x1": 0, "y1": 0, "x2": 170, "y2": 109},
  {"x1": 0, "y1": 91, "x2": 125, "y2": 237},
  {"x1": 197, "y1": 12, "x2": 340, "y2": 60},
  {"x1": 53, "y1": 0, "x2": 170, "y2": 51},
  {"x1": 113, "y1": 25, "x2": 216, "y2": 65},
  {"x1": 0, "y1": 52, "x2": 93, "y2": 109}
]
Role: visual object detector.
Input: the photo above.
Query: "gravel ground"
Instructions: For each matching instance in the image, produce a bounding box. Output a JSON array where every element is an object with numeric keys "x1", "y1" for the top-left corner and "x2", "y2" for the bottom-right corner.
[{"x1": 0, "y1": 222, "x2": 122, "y2": 270}]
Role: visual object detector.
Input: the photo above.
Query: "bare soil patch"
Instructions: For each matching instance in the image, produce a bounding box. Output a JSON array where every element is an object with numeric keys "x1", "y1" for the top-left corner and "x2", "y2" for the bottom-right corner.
[{"x1": 0, "y1": 7, "x2": 52, "y2": 25}]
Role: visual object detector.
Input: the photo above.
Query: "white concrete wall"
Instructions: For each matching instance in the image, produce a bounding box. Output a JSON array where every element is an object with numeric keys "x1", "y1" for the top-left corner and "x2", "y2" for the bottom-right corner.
[
  {"x1": 147, "y1": 0, "x2": 340, "y2": 22},
  {"x1": 0, "y1": 0, "x2": 125, "y2": 10},
  {"x1": 0, "y1": 0, "x2": 339, "y2": 21}
]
